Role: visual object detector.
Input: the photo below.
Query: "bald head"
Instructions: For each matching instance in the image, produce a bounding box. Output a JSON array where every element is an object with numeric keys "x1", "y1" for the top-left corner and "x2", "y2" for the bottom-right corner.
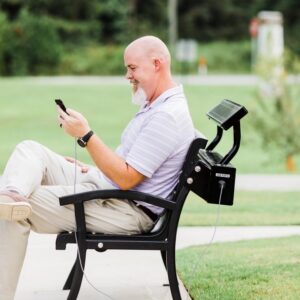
[
  {"x1": 125, "y1": 36, "x2": 171, "y2": 67},
  {"x1": 124, "y1": 36, "x2": 175, "y2": 103}
]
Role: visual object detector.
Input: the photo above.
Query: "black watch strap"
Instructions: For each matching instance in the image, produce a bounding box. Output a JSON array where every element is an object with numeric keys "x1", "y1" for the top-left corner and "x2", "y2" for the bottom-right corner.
[{"x1": 77, "y1": 130, "x2": 94, "y2": 148}]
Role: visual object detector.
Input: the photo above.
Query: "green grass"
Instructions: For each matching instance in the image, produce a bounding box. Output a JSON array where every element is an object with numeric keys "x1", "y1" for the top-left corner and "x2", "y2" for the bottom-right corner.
[
  {"x1": 0, "y1": 78, "x2": 299, "y2": 173},
  {"x1": 177, "y1": 236, "x2": 300, "y2": 300},
  {"x1": 180, "y1": 191, "x2": 300, "y2": 226}
]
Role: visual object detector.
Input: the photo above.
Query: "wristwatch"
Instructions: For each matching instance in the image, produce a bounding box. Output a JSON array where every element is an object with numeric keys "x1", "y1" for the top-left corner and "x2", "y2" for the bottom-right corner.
[{"x1": 77, "y1": 130, "x2": 94, "y2": 148}]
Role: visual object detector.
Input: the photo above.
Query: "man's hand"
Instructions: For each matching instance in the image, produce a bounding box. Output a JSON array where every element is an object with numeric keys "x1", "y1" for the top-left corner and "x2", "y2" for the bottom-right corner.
[
  {"x1": 65, "y1": 156, "x2": 89, "y2": 173},
  {"x1": 57, "y1": 107, "x2": 91, "y2": 138}
]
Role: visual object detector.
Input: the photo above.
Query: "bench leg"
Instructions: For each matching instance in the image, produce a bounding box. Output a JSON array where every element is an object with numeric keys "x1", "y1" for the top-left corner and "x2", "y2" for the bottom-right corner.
[
  {"x1": 65, "y1": 248, "x2": 87, "y2": 300},
  {"x1": 161, "y1": 250, "x2": 167, "y2": 270},
  {"x1": 166, "y1": 247, "x2": 181, "y2": 300},
  {"x1": 63, "y1": 260, "x2": 76, "y2": 290}
]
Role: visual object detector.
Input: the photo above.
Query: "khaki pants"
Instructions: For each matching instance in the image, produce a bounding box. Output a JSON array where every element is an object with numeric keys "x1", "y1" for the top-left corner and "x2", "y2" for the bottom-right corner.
[{"x1": 0, "y1": 140, "x2": 153, "y2": 300}]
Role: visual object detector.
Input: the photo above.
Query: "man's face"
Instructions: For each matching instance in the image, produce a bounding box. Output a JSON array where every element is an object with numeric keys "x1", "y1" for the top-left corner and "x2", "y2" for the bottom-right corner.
[{"x1": 124, "y1": 48, "x2": 157, "y2": 101}]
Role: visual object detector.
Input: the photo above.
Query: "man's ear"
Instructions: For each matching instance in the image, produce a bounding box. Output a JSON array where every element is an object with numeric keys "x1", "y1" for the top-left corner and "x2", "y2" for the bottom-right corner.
[{"x1": 153, "y1": 58, "x2": 161, "y2": 71}]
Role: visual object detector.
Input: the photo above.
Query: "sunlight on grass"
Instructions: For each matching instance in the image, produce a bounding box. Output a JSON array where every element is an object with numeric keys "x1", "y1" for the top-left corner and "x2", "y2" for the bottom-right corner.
[
  {"x1": 180, "y1": 191, "x2": 300, "y2": 226},
  {"x1": 177, "y1": 236, "x2": 300, "y2": 300}
]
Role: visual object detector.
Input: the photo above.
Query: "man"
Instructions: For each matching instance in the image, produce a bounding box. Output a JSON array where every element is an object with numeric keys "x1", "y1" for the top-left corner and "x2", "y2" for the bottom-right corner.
[{"x1": 0, "y1": 36, "x2": 195, "y2": 299}]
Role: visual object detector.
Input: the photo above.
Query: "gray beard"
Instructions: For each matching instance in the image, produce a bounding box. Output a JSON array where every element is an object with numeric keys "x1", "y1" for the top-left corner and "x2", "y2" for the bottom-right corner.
[{"x1": 132, "y1": 87, "x2": 147, "y2": 106}]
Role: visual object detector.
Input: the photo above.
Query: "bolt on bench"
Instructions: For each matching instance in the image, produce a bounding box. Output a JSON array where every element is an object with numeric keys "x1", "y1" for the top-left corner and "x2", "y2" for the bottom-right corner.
[{"x1": 56, "y1": 99, "x2": 248, "y2": 300}]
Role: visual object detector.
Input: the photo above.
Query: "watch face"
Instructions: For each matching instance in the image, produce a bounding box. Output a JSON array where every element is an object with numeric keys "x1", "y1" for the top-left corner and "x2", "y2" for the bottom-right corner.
[
  {"x1": 77, "y1": 138, "x2": 86, "y2": 147},
  {"x1": 77, "y1": 130, "x2": 93, "y2": 148}
]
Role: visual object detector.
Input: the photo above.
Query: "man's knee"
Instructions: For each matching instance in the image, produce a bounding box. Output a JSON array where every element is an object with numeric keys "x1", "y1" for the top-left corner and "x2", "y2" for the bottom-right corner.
[
  {"x1": 15, "y1": 140, "x2": 47, "y2": 157},
  {"x1": 16, "y1": 140, "x2": 41, "y2": 150}
]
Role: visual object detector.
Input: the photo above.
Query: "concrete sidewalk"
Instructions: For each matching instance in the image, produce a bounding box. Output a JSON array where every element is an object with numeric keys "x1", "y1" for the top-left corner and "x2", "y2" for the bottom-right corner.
[
  {"x1": 15, "y1": 226, "x2": 300, "y2": 300},
  {"x1": 17, "y1": 74, "x2": 300, "y2": 86},
  {"x1": 236, "y1": 174, "x2": 300, "y2": 191},
  {"x1": 2, "y1": 174, "x2": 300, "y2": 192}
]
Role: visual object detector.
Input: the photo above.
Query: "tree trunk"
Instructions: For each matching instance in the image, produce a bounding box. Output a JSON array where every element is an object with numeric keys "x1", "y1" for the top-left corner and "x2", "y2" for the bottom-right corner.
[{"x1": 286, "y1": 154, "x2": 296, "y2": 172}]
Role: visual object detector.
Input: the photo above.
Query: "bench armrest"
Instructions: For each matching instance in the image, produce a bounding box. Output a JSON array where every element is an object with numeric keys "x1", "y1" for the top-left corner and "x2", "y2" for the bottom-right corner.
[{"x1": 59, "y1": 189, "x2": 176, "y2": 210}]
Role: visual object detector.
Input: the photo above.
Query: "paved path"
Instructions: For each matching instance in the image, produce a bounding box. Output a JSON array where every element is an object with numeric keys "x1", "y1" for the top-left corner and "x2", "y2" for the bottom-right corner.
[
  {"x1": 1, "y1": 174, "x2": 300, "y2": 192},
  {"x1": 236, "y1": 174, "x2": 300, "y2": 191},
  {"x1": 15, "y1": 226, "x2": 300, "y2": 300},
  {"x1": 12, "y1": 74, "x2": 300, "y2": 86}
]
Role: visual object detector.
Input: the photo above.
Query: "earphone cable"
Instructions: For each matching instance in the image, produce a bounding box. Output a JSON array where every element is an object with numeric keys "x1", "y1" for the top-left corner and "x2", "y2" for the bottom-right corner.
[{"x1": 73, "y1": 138, "x2": 114, "y2": 300}]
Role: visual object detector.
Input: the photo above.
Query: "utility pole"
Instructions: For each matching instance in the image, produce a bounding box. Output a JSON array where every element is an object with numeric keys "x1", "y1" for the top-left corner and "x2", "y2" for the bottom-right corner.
[{"x1": 168, "y1": 0, "x2": 178, "y2": 57}]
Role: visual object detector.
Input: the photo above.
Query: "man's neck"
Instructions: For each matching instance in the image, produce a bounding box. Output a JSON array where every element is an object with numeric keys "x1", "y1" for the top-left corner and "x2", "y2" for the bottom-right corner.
[{"x1": 148, "y1": 76, "x2": 176, "y2": 104}]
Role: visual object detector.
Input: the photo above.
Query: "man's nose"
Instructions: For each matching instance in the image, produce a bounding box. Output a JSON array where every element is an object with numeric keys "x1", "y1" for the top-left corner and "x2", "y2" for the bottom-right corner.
[{"x1": 126, "y1": 70, "x2": 132, "y2": 80}]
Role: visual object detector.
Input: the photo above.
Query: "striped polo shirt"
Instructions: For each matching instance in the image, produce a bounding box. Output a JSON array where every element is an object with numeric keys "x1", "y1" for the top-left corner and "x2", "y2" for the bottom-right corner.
[{"x1": 106, "y1": 85, "x2": 195, "y2": 215}]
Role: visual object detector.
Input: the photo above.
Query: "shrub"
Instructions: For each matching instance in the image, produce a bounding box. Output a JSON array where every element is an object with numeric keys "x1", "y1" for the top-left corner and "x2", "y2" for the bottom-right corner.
[
  {"x1": 0, "y1": 12, "x2": 9, "y2": 74},
  {"x1": 58, "y1": 44, "x2": 124, "y2": 75},
  {"x1": 3, "y1": 9, "x2": 62, "y2": 75},
  {"x1": 252, "y1": 55, "x2": 300, "y2": 171}
]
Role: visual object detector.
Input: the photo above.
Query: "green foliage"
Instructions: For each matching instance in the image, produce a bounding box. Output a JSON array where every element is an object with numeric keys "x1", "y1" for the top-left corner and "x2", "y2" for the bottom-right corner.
[
  {"x1": 0, "y1": 11, "x2": 8, "y2": 74},
  {"x1": 198, "y1": 40, "x2": 251, "y2": 73},
  {"x1": 253, "y1": 84, "x2": 300, "y2": 157},
  {"x1": 178, "y1": 0, "x2": 251, "y2": 41},
  {"x1": 59, "y1": 41, "x2": 251, "y2": 75},
  {"x1": 97, "y1": 0, "x2": 131, "y2": 44},
  {"x1": 51, "y1": 18, "x2": 101, "y2": 45},
  {"x1": 252, "y1": 55, "x2": 300, "y2": 162},
  {"x1": 3, "y1": 9, "x2": 62, "y2": 75},
  {"x1": 285, "y1": 47, "x2": 300, "y2": 73},
  {"x1": 58, "y1": 44, "x2": 124, "y2": 75},
  {"x1": 0, "y1": 0, "x2": 300, "y2": 74},
  {"x1": 177, "y1": 0, "x2": 300, "y2": 54}
]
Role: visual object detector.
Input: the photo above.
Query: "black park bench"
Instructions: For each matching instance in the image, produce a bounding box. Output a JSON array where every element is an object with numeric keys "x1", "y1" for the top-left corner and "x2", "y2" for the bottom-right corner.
[{"x1": 56, "y1": 99, "x2": 248, "y2": 300}]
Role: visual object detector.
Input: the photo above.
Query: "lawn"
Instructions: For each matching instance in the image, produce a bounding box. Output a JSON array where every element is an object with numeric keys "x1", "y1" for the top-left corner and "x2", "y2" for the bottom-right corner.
[
  {"x1": 177, "y1": 236, "x2": 300, "y2": 300},
  {"x1": 1, "y1": 77, "x2": 299, "y2": 173},
  {"x1": 180, "y1": 191, "x2": 300, "y2": 226}
]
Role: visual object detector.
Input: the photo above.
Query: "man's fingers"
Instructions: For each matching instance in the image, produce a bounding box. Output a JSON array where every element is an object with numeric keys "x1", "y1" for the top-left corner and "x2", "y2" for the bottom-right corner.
[
  {"x1": 66, "y1": 108, "x2": 80, "y2": 117},
  {"x1": 81, "y1": 166, "x2": 89, "y2": 173},
  {"x1": 57, "y1": 106, "x2": 71, "y2": 120},
  {"x1": 65, "y1": 157, "x2": 75, "y2": 163},
  {"x1": 57, "y1": 115, "x2": 63, "y2": 127}
]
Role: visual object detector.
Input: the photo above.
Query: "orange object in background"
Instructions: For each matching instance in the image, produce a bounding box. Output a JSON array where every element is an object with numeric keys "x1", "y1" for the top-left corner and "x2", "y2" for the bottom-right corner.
[{"x1": 198, "y1": 55, "x2": 207, "y2": 75}]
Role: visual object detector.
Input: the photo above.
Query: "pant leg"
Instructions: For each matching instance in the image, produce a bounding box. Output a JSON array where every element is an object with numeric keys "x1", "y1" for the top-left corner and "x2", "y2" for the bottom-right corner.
[
  {"x1": 29, "y1": 184, "x2": 154, "y2": 235},
  {"x1": 0, "y1": 220, "x2": 30, "y2": 300},
  {"x1": 0, "y1": 140, "x2": 103, "y2": 197}
]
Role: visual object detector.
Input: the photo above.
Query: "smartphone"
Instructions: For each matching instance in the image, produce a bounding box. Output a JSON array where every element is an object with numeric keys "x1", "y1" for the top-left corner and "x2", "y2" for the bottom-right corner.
[{"x1": 55, "y1": 99, "x2": 69, "y2": 115}]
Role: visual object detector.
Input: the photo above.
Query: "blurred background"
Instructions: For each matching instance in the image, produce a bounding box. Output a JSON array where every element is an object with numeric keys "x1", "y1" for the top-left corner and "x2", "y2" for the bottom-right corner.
[
  {"x1": 0, "y1": 0, "x2": 299, "y2": 173},
  {"x1": 0, "y1": 0, "x2": 299, "y2": 76},
  {"x1": 1, "y1": 2, "x2": 300, "y2": 298}
]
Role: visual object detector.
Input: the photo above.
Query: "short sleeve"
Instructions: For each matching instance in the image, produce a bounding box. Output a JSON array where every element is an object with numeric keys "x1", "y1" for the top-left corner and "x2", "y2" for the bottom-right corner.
[{"x1": 125, "y1": 112, "x2": 179, "y2": 178}]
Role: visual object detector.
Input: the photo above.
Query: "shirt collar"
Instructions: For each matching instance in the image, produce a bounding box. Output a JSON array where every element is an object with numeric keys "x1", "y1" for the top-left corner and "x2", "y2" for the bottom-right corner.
[{"x1": 137, "y1": 84, "x2": 184, "y2": 114}]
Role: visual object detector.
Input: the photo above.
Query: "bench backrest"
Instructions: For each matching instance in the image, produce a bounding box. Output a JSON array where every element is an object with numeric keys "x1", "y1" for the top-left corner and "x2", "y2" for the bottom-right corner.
[{"x1": 152, "y1": 99, "x2": 247, "y2": 232}]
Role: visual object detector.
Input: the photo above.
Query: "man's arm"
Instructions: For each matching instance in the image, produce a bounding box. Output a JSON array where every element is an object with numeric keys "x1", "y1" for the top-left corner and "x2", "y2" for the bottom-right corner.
[
  {"x1": 58, "y1": 107, "x2": 145, "y2": 190},
  {"x1": 86, "y1": 134, "x2": 145, "y2": 190}
]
